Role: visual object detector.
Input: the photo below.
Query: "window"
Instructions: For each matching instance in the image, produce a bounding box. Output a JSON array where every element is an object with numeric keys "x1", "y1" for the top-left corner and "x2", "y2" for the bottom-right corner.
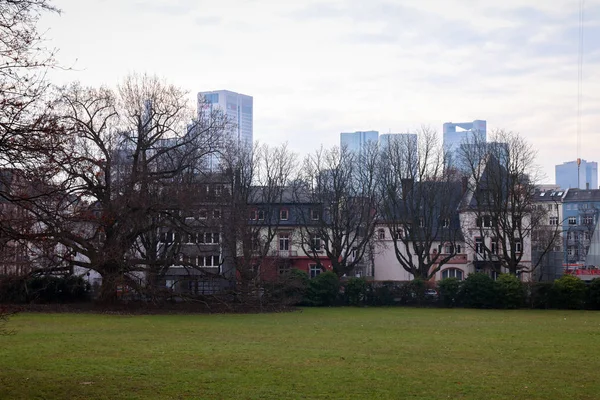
[
  {"x1": 442, "y1": 268, "x2": 463, "y2": 280},
  {"x1": 584, "y1": 231, "x2": 591, "y2": 241},
  {"x1": 198, "y1": 209, "x2": 208, "y2": 220},
  {"x1": 441, "y1": 218, "x2": 450, "y2": 228},
  {"x1": 160, "y1": 231, "x2": 174, "y2": 243},
  {"x1": 199, "y1": 232, "x2": 220, "y2": 244},
  {"x1": 311, "y1": 236, "x2": 322, "y2": 252},
  {"x1": 583, "y1": 216, "x2": 594, "y2": 225},
  {"x1": 199, "y1": 255, "x2": 219, "y2": 267},
  {"x1": 310, "y1": 209, "x2": 320, "y2": 221},
  {"x1": 278, "y1": 264, "x2": 291, "y2": 276},
  {"x1": 214, "y1": 185, "x2": 223, "y2": 196},
  {"x1": 549, "y1": 216, "x2": 559, "y2": 225},
  {"x1": 568, "y1": 246, "x2": 575, "y2": 256},
  {"x1": 491, "y1": 240, "x2": 498, "y2": 254},
  {"x1": 280, "y1": 209, "x2": 288, "y2": 221},
  {"x1": 515, "y1": 238, "x2": 522, "y2": 253},
  {"x1": 257, "y1": 210, "x2": 265, "y2": 221},
  {"x1": 418, "y1": 218, "x2": 424, "y2": 228},
  {"x1": 476, "y1": 216, "x2": 495, "y2": 227},
  {"x1": 310, "y1": 264, "x2": 322, "y2": 278},
  {"x1": 249, "y1": 210, "x2": 257, "y2": 220},
  {"x1": 213, "y1": 209, "x2": 221, "y2": 219},
  {"x1": 377, "y1": 228, "x2": 386, "y2": 240},
  {"x1": 444, "y1": 244, "x2": 452, "y2": 254},
  {"x1": 547, "y1": 204, "x2": 552, "y2": 211},
  {"x1": 475, "y1": 238, "x2": 484, "y2": 254},
  {"x1": 456, "y1": 244, "x2": 462, "y2": 253},
  {"x1": 568, "y1": 216, "x2": 577, "y2": 225},
  {"x1": 279, "y1": 233, "x2": 290, "y2": 251}
]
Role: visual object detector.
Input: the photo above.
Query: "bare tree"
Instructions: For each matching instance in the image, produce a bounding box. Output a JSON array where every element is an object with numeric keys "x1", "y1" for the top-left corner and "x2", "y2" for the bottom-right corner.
[
  {"x1": 19, "y1": 74, "x2": 227, "y2": 302},
  {"x1": 219, "y1": 142, "x2": 297, "y2": 302},
  {"x1": 0, "y1": 0, "x2": 61, "y2": 170},
  {"x1": 459, "y1": 130, "x2": 560, "y2": 276},
  {"x1": 295, "y1": 144, "x2": 379, "y2": 277},
  {"x1": 379, "y1": 128, "x2": 464, "y2": 280}
]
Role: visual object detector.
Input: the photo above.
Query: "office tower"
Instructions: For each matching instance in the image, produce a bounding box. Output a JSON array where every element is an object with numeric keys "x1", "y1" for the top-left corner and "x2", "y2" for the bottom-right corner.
[
  {"x1": 556, "y1": 160, "x2": 598, "y2": 190},
  {"x1": 198, "y1": 90, "x2": 253, "y2": 148},
  {"x1": 340, "y1": 131, "x2": 379, "y2": 153},
  {"x1": 442, "y1": 119, "x2": 486, "y2": 167}
]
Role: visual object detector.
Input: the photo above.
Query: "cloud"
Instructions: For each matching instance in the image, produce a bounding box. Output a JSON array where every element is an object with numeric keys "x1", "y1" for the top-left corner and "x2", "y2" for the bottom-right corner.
[{"x1": 194, "y1": 15, "x2": 223, "y2": 27}]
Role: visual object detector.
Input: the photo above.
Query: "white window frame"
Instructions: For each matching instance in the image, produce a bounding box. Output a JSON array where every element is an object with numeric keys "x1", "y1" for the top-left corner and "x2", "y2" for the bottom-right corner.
[
  {"x1": 309, "y1": 264, "x2": 321, "y2": 278},
  {"x1": 280, "y1": 209, "x2": 288, "y2": 221}
]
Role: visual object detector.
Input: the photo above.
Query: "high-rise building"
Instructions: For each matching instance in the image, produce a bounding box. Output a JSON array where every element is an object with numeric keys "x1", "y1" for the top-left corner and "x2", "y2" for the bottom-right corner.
[
  {"x1": 340, "y1": 131, "x2": 379, "y2": 153},
  {"x1": 556, "y1": 160, "x2": 598, "y2": 190},
  {"x1": 198, "y1": 90, "x2": 253, "y2": 148},
  {"x1": 443, "y1": 120, "x2": 486, "y2": 167}
]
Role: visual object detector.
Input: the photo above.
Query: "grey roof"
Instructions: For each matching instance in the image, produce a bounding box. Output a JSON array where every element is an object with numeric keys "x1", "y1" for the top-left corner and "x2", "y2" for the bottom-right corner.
[
  {"x1": 535, "y1": 189, "x2": 566, "y2": 202},
  {"x1": 563, "y1": 189, "x2": 600, "y2": 202}
]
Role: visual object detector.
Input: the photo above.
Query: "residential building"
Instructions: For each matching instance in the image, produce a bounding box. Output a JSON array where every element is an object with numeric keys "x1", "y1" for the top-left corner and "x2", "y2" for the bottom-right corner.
[
  {"x1": 561, "y1": 189, "x2": 600, "y2": 268},
  {"x1": 340, "y1": 130, "x2": 379, "y2": 154},
  {"x1": 247, "y1": 189, "x2": 335, "y2": 280},
  {"x1": 374, "y1": 154, "x2": 533, "y2": 283},
  {"x1": 442, "y1": 119, "x2": 486, "y2": 168},
  {"x1": 555, "y1": 159, "x2": 598, "y2": 190},
  {"x1": 532, "y1": 189, "x2": 566, "y2": 281}
]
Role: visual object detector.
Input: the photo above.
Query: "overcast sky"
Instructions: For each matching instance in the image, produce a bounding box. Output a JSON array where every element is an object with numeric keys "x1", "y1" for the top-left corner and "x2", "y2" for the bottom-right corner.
[{"x1": 39, "y1": 0, "x2": 600, "y2": 183}]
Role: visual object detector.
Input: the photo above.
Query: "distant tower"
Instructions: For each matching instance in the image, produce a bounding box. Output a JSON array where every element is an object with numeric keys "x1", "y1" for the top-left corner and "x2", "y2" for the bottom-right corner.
[
  {"x1": 340, "y1": 131, "x2": 379, "y2": 153},
  {"x1": 556, "y1": 160, "x2": 598, "y2": 189},
  {"x1": 197, "y1": 90, "x2": 253, "y2": 170},
  {"x1": 442, "y1": 119, "x2": 486, "y2": 167},
  {"x1": 198, "y1": 90, "x2": 253, "y2": 148}
]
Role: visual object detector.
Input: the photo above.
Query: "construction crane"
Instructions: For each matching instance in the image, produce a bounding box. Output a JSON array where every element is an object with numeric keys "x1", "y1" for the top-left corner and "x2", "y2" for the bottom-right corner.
[{"x1": 577, "y1": 0, "x2": 585, "y2": 188}]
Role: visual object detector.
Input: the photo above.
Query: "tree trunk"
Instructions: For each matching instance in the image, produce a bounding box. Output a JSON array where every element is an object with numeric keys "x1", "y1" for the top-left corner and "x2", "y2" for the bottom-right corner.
[{"x1": 98, "y1": 262, "x2": 122, "y2": 303}]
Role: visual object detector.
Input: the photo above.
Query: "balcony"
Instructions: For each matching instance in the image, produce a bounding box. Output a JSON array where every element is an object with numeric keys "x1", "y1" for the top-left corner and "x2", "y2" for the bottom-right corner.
[
  {"x1": 270, "y1": 250, "x2": 298, "y2": 258},
  {"x1": 474, "y1": 253, "x2": 500, "y2": 262}
]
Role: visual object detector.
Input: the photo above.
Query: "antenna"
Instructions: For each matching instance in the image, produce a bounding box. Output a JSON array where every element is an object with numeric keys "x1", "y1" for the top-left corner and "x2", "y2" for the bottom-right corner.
[{"x1": 577, "y1": 0, "x2": 585, "y2": 188}]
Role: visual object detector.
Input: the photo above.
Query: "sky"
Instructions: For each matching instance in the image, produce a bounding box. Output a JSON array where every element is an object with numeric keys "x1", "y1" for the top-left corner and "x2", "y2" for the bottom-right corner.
[{"x1": 38, "y1": 0, "x2": 600, "y2": 184}]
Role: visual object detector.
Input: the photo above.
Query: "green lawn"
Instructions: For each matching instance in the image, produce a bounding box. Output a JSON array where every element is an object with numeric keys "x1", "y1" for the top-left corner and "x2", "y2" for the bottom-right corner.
[{"x1": 1, "y1": 308, "x2": 599, "y2": 399}]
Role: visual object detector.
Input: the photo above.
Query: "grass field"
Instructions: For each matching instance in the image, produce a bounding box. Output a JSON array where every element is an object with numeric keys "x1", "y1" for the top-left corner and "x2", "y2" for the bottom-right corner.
[{"x1": 1, "y1": 308, "x2": 600, "y2": 399}]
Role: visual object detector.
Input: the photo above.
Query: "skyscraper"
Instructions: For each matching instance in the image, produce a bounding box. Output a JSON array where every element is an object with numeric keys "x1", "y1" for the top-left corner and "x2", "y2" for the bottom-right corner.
[
  {"x1": 198, "y1": 90, "x2": 253, "y2": 148},
  {"x1": 556, "y1": 160, "x2": 598, "y2": 190},
  {"x1": 443, "y1": 119, "x2": 486, "y2": 167},
  {"x1": 340, "y1": 131, "x2": 379, "y2": 153}
]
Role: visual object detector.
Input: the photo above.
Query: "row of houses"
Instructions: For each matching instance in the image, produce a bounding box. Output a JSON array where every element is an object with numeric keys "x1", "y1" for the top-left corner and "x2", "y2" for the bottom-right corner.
[{"x1": 2, "y1": 154, "x2": 565, "y2": 297}]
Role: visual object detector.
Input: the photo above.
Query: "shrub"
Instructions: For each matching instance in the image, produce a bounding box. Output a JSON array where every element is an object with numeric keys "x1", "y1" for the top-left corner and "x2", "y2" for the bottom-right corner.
[
  {"x1": 344, "y1": 277, "x2": 367, "y2": 306},
  {"x1": 437, "y1": 278, "x2": 461, "y2": 308},
  {"x1": 306, "y1": 271, "x2": 340, "y2": 306},
  {"x1": 0, "y1": 275, "x2": 90, "y2": 304},
  {"x1": 460, "y1": 273, "x2": 497, "y2": 308},
  {"x1": 588, "y1": 278, "x2": 600, "y2": 310},
  {"x1": 365, "y1": 281, "x2": 396, "y2": 306},
  {"x1": 552, "y1": 275, "x2": 587, "y2": 309},
  {"x1": 525, "y1": 281, "x2": 554, "y2": 309},
  {"x1": 263, "y1": 269, "x2": 309, "y2": 305},
  {"x1": 496, "y1": 274, "x2": 525, "y2": 309}
]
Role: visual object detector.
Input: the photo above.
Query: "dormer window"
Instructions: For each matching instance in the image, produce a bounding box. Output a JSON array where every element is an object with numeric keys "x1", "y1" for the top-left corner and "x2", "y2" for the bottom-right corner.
[{"x1": 280, "y1": 209, "x2": 289, "y2": 221}]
